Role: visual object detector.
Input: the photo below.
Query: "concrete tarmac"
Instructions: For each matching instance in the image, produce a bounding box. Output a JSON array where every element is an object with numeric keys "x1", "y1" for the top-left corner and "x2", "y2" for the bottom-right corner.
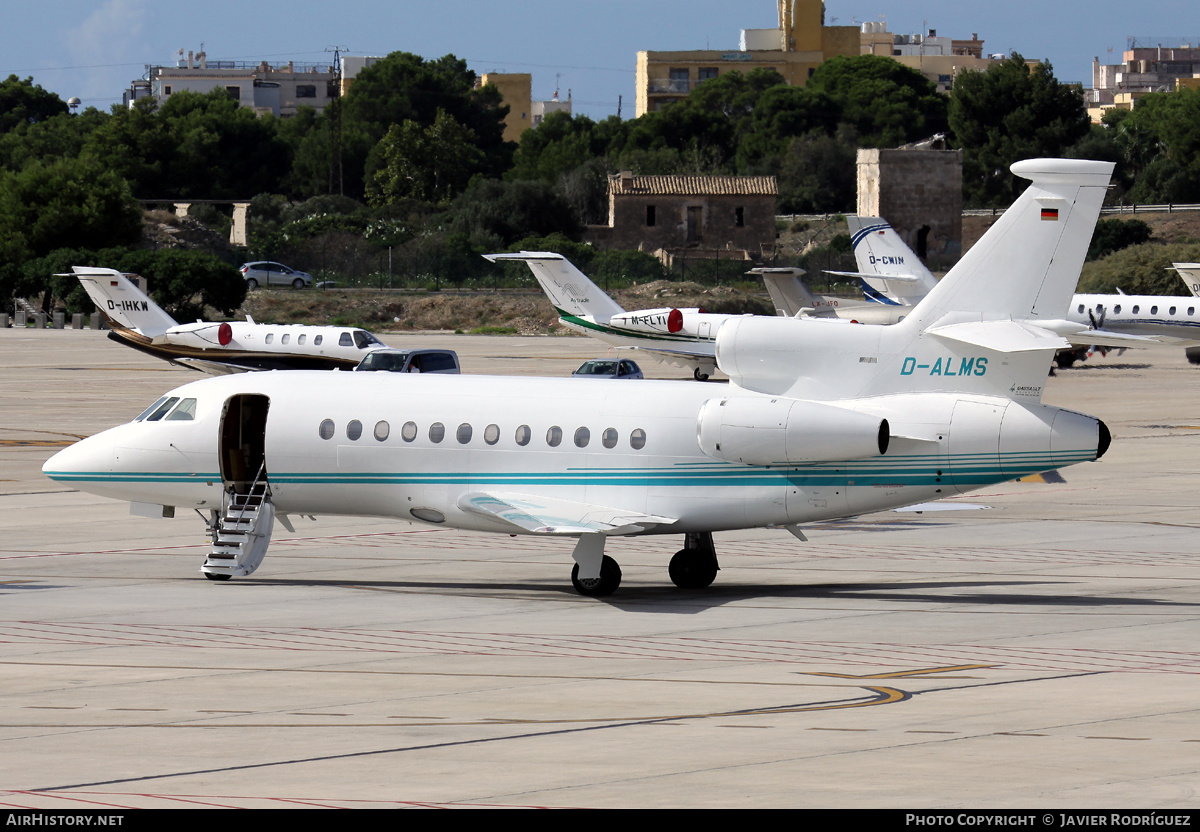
[{"x1": 2, "y1": 327, "x2": 1199, "y2": 808}]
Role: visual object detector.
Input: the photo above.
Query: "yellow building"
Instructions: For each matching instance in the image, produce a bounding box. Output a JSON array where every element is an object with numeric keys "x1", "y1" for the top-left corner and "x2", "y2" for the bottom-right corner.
[
  {"x1": 479, "y1": 73, "x2": 533, "y2": 143},
  {"x1": 635, "y1": 0, "x2": 858, "y2": 116}
]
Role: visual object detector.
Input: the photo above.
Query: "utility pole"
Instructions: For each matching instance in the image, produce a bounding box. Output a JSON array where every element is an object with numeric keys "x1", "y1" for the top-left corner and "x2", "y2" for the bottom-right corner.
[{"x1": 326, "y1": 46, "x2": 348, "y2": 196}]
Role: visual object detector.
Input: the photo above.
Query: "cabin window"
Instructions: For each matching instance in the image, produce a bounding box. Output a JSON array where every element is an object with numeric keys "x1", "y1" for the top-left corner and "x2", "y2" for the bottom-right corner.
[
  {"x1": 314, "y1": 335, "x2": 323, "y2": 346},
  {"x1": 374, "y1": 421, "x2": 390, "y2": 441},
  {"x1": 429, "y1": 422, "x2": 445, "y2": 443},
  {"x1": 265, "y1": 333, "x2": 274, "y2": 344},
  {"x1": 1170, "y1": 307, "x2": 1177, "y2": 316},
  {"x1": 484, "y1": 424, "x2": 500, "y2": 445},
  {"x1": 1151, "y1": 306, "x2": 1158, "y2": 315},
  {"x1": 630, "y1": 428, "x2": 647, "y2": 450},
  {"x1": 515, "y1": 425, "x2": 531, "y2": 446},
  {"x1": 457, "y1": 423, "x2": 473, "y2": 444},
  {"x1": 319, "y1": 419, "x2": 335, "y2": 440},
  {"x1": 145, "y1": 397, "x2": 180, "y2": 422},
  {"x1": 1190, "y1": 308, "x2": 1196, "y2": 316},
  {"x1": 546, "y1": 426, "x2": 563, "y2": 447},
  {"x1": 339, "y1": 332, "x2": 353, "y2": 347},
  {"x1": 602, "y1": 428, "x2": 618, "y2": 449},
  {"x1": 401, "y1": 421, "x2": 417, "y2": 442},
  {"x1": 1133, "y1": 305, "x2": 1140, "y2": 314},
  {"x1": 346, "y1": 420, "x2": 362, "y2": 441},
  {"x1": 1077, "y1": 304, "x2": 1084, "y2": 314},
  {"x1": 297, "y1": 334, "x2": 306, "y2": 345},
  {"x1": 165, "y1": 398, "x2": 197, "y2": 421},
  {"x1": 1114, "y1": 305, "x2": 1122, "y2": 314},
  {"x1": 281, "y1": 334, "x2": 290, "y2": 345},
  {"x1": 574, "y1": 427, "x2": 590, "y2": 448}
]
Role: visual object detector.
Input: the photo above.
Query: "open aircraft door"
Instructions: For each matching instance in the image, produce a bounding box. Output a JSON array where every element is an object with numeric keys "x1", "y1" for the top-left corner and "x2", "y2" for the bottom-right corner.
[{"x1": 218, "y1": 394, "x2": 271, "y2": 492}]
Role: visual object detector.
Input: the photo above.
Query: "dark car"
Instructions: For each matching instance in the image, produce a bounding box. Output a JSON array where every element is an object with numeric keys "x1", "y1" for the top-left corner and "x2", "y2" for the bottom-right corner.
[
  {"x1": 240, "y1": 261, "x2": 313, "y2": 290},
  {"x1": 354, "y1": 349, "x2": 460, "y2": 374},
  {"x1": 571, "y1": 358, "x2": 644, "y2": 379}
]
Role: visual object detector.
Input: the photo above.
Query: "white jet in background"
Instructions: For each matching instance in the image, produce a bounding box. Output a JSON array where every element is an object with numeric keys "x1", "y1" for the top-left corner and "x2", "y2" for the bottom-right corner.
[
  {"x1": 46, "y1": 160, "x2": 1115, "y2": 596},
  {"x1": 74, "y1": 267, "x2": 389, "y2": 374}
]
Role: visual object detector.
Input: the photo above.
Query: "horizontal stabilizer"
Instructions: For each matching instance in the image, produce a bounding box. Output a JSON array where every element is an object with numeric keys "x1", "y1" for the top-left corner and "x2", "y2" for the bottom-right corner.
[
  {"x1": 458, "y1": 492, "x2": 676, "y2": 536},
  {"x1": 927, "y1": 319, "x2": 1071, "y2": 353},
  {"x1": 825, "y1": 269, "x2": 922, "y2": 283}
]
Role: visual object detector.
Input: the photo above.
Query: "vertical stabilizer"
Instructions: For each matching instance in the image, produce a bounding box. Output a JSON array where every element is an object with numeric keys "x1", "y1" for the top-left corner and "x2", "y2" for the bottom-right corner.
[
  {"x1": 73, "y1": 267, "x2": 178, "y2": 337},
  {"x1": 847, "y1": 215, "x2": 939, "y2": 305},
  {"x1": 747, "y1": 267, "x2": 819, "y2": 317},
  {"x1": 1171, "y1": 263, "x2": 1200, "y2": 298},
  {"x1": 483, "y1": 251, "x2": 625, "y2": 322}
]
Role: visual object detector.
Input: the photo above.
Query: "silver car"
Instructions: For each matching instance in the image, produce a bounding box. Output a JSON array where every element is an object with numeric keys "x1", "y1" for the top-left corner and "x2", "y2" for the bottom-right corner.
[
  {"x1": 571, "y1": 359, "x2": 644, "y2": 379},
  {"x1": 240, "y1": 261, "x2": 313, "y2": 290}
]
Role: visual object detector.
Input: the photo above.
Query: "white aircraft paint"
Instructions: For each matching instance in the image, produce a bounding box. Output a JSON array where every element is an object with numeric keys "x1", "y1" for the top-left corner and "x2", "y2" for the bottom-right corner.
[
  {"x1": 74, "y1": 267, "x2": 389, "y2": 373},
  {"x1": 46, "y1": 160, "x2": 1115, "y2": 596}
]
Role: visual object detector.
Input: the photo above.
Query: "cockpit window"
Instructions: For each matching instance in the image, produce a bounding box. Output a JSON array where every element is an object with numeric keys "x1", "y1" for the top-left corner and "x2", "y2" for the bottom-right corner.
[
  {"x1": 164, "y1": 398, "x2": 197, "y2": 421},
  {"x1": 353, "y1": 330, "x2": 384, "y2": 349},
  {"x1": 135, "y1": 396, "x2": 170, "y2": 422},
  {"x1": 144, "y1": 397, "x2": 180, "y2": 422}
]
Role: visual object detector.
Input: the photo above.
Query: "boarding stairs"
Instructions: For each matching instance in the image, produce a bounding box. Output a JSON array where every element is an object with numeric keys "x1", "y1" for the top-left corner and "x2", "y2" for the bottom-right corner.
[{"x1": 201, "y1": 463, "x2": 275, "y2": 579}]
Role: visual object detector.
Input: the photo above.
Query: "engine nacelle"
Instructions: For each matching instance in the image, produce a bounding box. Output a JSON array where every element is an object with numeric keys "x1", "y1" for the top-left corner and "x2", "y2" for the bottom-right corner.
[{"x1": 697, "y1": 396, "x2": 890, "y2": 466}]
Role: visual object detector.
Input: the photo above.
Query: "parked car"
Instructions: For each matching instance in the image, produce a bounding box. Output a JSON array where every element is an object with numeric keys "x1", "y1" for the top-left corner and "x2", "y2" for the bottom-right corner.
[
  {"x1": 240, "y1": 261, "x2": 313, "y2": 290},
  {"x1": 354, "y1": 349, "x2": 460, "y2": 374},
  {"x1": 571, "y1": 358, "x2": 644, "y2": 379}
]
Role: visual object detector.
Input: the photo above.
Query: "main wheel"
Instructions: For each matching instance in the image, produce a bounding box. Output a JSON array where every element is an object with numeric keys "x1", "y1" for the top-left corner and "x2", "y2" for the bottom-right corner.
[
  {"x1": 1054, "y1": 351, "x2": 1077, "y2": 369},
  {"x1": 1186, "y1": 347, "x2": 1200, "y2": 366},
  {"x1": 571, "y1": 555, "x2": 621, "y2": 597},
  {"x1": 245, "y1": 278, "x2": 259, "y2": 290},
  {"x1": 292, "y1": 278, "x2": 305, "y2": 290},
  {"x1": 203, "y1": 571, "x2": 232, "y2": 582},
  {"x1": 669, "y1": 549, "x2": 718, "y2": 589}
]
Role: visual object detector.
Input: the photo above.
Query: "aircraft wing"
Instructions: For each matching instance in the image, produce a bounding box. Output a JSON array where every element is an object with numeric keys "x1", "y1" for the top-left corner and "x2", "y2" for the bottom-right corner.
[
  {"x1": 172, "y1": 357, "x2": 256, "y2": 375},
  {"x1": 458, "y1": 492, "x2": 676, "y2": 536}
]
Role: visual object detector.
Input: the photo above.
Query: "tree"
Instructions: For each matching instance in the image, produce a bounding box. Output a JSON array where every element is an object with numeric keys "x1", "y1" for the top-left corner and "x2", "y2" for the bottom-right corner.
[
  {"x1": 808, "y1": 55, "x2": 947, "y2": 148},
  {"x1": 950, "y1": 55, "x2": 1091, "y2": 207},
  {"x1": 367, "y1": 110, "x2": 483, "y2": 205},
  {"x1": 1117, "y1": 87, "x2": 1200, "y2": 204},
  {"x1": 449, "y1": 178, "x2": 581, "y2": 248},
  {"x1": 0, "y1": 75, "x2": 67, "y2": 133}
]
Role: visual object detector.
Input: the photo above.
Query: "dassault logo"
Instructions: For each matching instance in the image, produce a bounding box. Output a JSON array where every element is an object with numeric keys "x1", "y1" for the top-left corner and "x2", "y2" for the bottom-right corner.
[{"x1": 901, "y1": 356, "x2": 988, "y2": 376}]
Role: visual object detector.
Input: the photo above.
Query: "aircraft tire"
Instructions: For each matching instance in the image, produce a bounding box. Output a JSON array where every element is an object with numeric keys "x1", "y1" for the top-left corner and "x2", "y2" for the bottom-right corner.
[
  {"x1": 203, "y1": 572, "x2": 232, "y2": 581},
  {"x1": 1055, "y1": 352, "x2": 1077, "y2": 369},
  {"x1": 245, "y1": 278, "x2": 259, "y2": 291},
  {"x1": 669, "y1": 550, "x2": 718, "y2": 589},
  {"x1": 571, "y1": 556, "x2": 621, "y2": 597},
  {"x1": 694, "y1": 367, "x2": 711, "y2": 381},
  {"x1": 1186, "y1": 347, "x2": 1200, "y2": 366},
  {"x1": 292, "y1": 278, "x2": 305, "y2": 290}
]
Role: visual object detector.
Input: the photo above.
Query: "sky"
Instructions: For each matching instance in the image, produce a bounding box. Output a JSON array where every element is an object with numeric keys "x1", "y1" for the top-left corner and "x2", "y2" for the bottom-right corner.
[{"x1": 2, "y1": 0, "x2": 1197, "y2": 120}]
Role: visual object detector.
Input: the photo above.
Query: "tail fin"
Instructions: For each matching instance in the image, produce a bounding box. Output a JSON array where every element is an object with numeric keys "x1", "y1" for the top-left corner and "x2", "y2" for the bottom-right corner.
[
  {"x1": 846, "y1": 216, "x2": 939, "y2": 305},
  {"x1": 1171, "y1": 263, "x2": 1200, "y2": 298},
  {"x1": 483, "y1": 252, "x2": 624, "y2": 322},
  {"x1": 905, "y1": 159, "x2": 1113, "y2": 328},
  {"x1": 73, "y1": 267, "x2": 177, "y2": 337},
  {"x1": 747, "y1": 267, "x2": 819, "y2": 317}
]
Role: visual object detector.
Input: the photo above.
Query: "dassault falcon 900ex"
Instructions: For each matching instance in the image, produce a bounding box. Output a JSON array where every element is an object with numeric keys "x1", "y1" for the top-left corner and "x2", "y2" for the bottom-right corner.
[
  {"x1": 74, "y1": 267, "x2": 389, "y2": 374},
  {"x1": 46, "y1": 160, "x2": 1114, "y2": 596}
]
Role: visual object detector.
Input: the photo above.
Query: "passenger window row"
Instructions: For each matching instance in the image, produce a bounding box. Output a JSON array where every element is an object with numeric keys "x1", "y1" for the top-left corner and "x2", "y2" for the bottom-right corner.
[{"x1": 319, "y1": 419, "x2": 647, "y2": 450}]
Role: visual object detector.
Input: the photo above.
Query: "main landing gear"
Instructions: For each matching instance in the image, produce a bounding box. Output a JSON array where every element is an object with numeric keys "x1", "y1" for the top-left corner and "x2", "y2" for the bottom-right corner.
[{"x1": 568, "y1": 532, "x2": 722, "y2": 596}]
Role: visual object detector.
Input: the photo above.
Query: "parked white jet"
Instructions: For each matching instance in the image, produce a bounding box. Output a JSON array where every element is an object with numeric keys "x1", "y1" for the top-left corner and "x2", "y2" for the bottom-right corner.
[
  {"x1": 74, "y1": 267, "x2": 389, "y2": 374},
  {"x1": 45, "y1": 159, "x2": 1114, "y2": 597},
  {"x1": 485, "y1": 251, "x2": 733, "y2": 380}
]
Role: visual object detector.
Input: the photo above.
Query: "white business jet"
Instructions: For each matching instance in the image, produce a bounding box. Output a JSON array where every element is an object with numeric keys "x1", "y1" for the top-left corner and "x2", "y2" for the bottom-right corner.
[
  {"x1": 485, "y1": 251, "x2": 736, "y2": 380},
  {"x1": 45, "y1": 159, "x2": 1114, "y2": 597},
  {"x1": 74, "y1": 267, "x2": 389, "y2": 374}
]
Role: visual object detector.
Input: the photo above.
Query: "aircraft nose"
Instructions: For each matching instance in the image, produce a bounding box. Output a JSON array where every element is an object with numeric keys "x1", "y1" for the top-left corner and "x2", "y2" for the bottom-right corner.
[{"x1": 42, "y1": 433, "x2": 112, "y2": 484}]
